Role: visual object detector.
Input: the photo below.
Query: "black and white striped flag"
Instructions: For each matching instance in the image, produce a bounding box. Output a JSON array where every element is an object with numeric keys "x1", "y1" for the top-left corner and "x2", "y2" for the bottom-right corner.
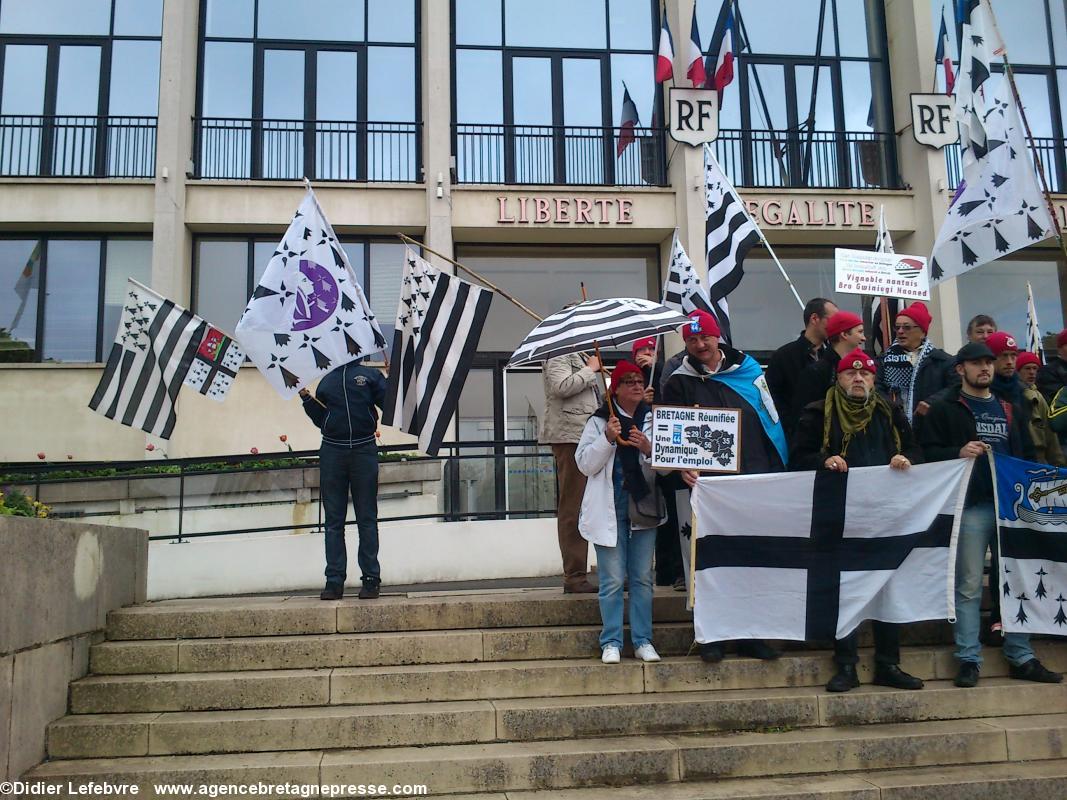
[
  {"x1": 704, "y1": 145, "x2": 760, "y2": 343},
  {"x1": 89, "y1": 279, "x2": 206, "y2": 440},
  {"x1": 381, "y1": 248, "x2": 493, "y2": 456},
  {"x1": 1027, "y1": 280, "x2": 1044, "y2": 361},
  {"x1": 663, "y1": 231, "x2": 716, "y2": 320}
]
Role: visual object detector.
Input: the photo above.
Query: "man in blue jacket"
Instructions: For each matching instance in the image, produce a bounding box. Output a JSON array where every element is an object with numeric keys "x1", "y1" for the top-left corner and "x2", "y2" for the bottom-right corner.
[{"x1": 299, "y1": 359, "x2": 387, "y2": 600}]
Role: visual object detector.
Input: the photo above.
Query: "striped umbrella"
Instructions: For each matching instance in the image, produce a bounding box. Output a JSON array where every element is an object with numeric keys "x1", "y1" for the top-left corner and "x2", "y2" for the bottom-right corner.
[{"x1": 507, "y1": 298, "x2": 689, "y2": 368}]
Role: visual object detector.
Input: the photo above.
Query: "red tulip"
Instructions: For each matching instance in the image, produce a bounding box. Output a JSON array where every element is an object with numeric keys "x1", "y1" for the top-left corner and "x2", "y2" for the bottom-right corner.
[
  {"x1": 36, "y1": 452, "x2": 45, "y2": 460},
  {"x1": 146, "y1": 443, "x2": 155, "y2": 452},
  {"x1": 279, "y1": 435, "x2": 288, "y2": 443},
  {"x1": 67, "y1": 455, "x2": 73, "y2": 460},
  {"x1": 250, "y1": 447, "x2": 259, "y2": 455}
]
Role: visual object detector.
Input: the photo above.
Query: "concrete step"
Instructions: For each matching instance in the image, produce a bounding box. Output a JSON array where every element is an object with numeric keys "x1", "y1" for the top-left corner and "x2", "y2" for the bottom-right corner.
[
  {"x1": 103, "y1": 589, "x2": 694, "y2": 640},
  {"x1": 48, "y1": 678, "x2": 1067, "y2": 759},
  {"x1": 27, "y1": 719, "x2": 1067, "y2": 797}
]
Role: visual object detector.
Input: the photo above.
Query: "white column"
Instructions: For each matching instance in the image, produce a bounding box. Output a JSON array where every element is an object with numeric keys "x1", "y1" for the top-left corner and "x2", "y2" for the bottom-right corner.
[{"x1": 421, "y1": 0, "x2": 455, "y2": 267}]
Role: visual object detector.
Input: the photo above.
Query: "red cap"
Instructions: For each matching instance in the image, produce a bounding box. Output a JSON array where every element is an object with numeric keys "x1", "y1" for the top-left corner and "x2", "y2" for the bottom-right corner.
[
  {"x1": 631, "y1": 337, "x2": 657, "y2": 357},
  {"x1": 826, "y1": 311, "x2": 863, "y2": 340},
  {"x1": 1015, "y1": 351, "x2": 1041, "y2": 370},
  {"x1": 986, "y1": 331, "x2": 1019, "y2": 356},
  {"x1": 610, "y1": 360, "x2": 645, "y2": 394},
  {"x1": 897, "y1": 302, "x2": 932, "y2": 334},
  {"x1": 681, "y1": 310, "x2": 721, "y2": 340},
  {"x1": 837, "y1": 348, "x2": 876, "y2": 374},
  {"x1": 1057, "y1": 329, "x2": 1067, "y2": 348}
]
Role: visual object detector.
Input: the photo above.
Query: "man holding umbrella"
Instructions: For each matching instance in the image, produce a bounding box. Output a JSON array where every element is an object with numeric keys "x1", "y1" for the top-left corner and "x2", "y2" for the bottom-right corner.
[{"x1": 662, "y1": 309, "x2": 788, "y2": 663}]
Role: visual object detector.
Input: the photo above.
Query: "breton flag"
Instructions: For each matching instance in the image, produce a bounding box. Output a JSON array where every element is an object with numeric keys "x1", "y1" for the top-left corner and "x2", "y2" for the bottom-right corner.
[
  {"x1": 89, "y1": 279, "x2": 206, "y2": 440},
  {"x1": 686, "y1": 6, "x2": 706, "y2": 88},
  {"x1": 183, "y1": 325, "x2": 245, "y2": 402},
  {"x1": 995, "y1": 453, "x2": 1067, "y2": 635},
  {"x1": 704, "y1": 144, "x2": 760, "y2": 344},
  {"x1": 655, "y1": 11, "x2": 674, "y2": 83},
  {"x1": 235, "y1": 187, "x2": 386, "y2": 397},
  {"x1": 381, "y1": 247, "x2": 493, "y2": 456},
  {"x1": 691, "y1": 460, "x2": 973, "y2": 644},
  {"x1": 1026, "y1": 281, "x2": 1044, "y2": 361},
  {"x1": 930, "y1": 79, "x2": 1054, "y2": 283},
  {"x1": 10, "y1": 239, "x2": 40, "y2": 331},
  {"x1": 617, "y1": 83, "x2": 640, "y2": 158},
  {"x1": 706, "y1": 0, "x2": 737, "y2": 105},
  {"x1": 956, "y1": 0, "x2": 1000, "y2": 178},
  {"x1": 871, "y1": 205, "x2": 900, "y2": 354},
  {"x1": 663, "y1": 231, "x2": 716, "y2": 320},
  {"x1": 935, "y1": 6, "x2": 956, "y2": 95}
]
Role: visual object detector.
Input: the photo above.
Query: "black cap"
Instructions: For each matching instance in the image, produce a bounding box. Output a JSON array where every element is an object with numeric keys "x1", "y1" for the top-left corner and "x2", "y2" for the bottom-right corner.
[{"x1": 956, "y1": 341, "x2": 995, "y2": 364}]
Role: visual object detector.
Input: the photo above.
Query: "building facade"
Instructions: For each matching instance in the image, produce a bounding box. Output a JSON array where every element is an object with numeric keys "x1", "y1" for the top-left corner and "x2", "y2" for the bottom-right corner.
[{"x1": 2, "y1": 0, "x2": 1066, "y2": 476}]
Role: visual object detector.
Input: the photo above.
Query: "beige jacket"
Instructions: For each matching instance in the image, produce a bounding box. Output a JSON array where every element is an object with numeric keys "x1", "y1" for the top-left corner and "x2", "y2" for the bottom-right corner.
[
  {"x1": 1024, "y1": 384, "x2": 1065, "y2": 466},
  {"x1": 540, "y1": 353, "x2": 602, "y2": 444}
]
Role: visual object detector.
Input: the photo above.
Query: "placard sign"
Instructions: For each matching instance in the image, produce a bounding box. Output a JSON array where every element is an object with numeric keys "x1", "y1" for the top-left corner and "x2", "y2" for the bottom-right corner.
[
  {"x1": 650, "y1": 405, "x2": 741, "y2": 473},
  {"x1": 834, "y1": 248, "x2": 931, "y2": 301}
]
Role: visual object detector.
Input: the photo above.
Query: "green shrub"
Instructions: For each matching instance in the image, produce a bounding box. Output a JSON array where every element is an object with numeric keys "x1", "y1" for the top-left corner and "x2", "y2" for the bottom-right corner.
[{"x1": 0, "y1": 488, "x2": 48, "y2": 517}]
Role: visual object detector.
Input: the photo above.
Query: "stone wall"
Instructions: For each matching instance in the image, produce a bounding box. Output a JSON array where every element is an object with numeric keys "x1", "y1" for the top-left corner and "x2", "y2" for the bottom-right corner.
[{"x1": 0, "y1": 518, "x2": 147, "y2": 779}]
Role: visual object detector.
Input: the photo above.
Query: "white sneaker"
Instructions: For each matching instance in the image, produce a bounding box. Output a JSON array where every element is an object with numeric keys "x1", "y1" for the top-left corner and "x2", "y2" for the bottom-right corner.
[
  {"x1": 634, "y1": 643, "x2": 661, "y2": 662},
  {"x1": 601, "y1": 645, "x2": 621, "y2": 664}
]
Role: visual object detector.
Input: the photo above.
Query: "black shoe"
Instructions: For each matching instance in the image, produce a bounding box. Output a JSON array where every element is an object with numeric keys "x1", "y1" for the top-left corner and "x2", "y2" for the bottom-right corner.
[
  {"x1": 954, "y1": 662, "x2": 980, "y2": 688},
  {"x1": 736, "y1": 640, "x2": 781, "y2": 661},
  {"x1": 873, "y1": 664, "x2": 924, "y2": 690},
  {"x1": 1009, "y1": 658, "x2": 1063, "y2": 683},
  {"x1": 699, "y1": 643, "x2": 724, "y2": 663},
  {"x1": 358, "y1": 583, "x2": 380, "y2": 600},
  {"x1": 826, "y1": 664, "x2": 860, "y2": 693},
  {"x1": 320, "y1": 584, "x2": 343, "y2": 601}
]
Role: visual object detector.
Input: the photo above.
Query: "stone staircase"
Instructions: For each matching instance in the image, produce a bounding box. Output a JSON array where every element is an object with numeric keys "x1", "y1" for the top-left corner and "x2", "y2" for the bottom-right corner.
[{"x1": 21, "y1": 588, "x2": 1067, "y2": 799}]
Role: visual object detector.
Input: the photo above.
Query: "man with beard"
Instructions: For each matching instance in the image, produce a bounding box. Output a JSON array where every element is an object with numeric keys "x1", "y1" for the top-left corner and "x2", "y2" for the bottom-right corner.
[
  {"x1": 876, "y1": 302, "x2": 956, "y2": 423},
  {"x1": 662, "y1": 309, "x2": 788, "y2": 663},
  {"x1": 919, "y1": 343, "x2": 1060, "y2": 688},
  {"x1": 790, "y1": 349, "x2": 925, "y2": 693}
]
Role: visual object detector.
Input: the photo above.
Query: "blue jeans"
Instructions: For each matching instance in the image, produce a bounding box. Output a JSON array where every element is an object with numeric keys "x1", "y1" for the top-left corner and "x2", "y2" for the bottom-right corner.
[
  {"x1": 320, "y1": 442, "x2": 380, "y2": 587},
  {"x1": 955, "y1": 501, "x2": 1033, "y2": 667},
  {"x1": 595, "y1": 458, "x2": 656, "y2": 649}
]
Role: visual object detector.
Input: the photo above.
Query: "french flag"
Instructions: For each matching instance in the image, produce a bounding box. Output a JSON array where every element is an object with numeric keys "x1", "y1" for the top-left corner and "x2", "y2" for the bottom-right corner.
[
  {"x1": 655, "y1": 11, "x2": 674, "y2": 83},
  {"x1": 934, "y1": 8, "x2": 956, "y2": 95},
  {"x1": 617, "y1": 83, "x2": 640, "y2": 158},
  {"x1": 686, "y1": 7, "x2": 706, "y2": 88},
  {"x1": 707, "y1": 0, "x2": 736, "y2": 104}
]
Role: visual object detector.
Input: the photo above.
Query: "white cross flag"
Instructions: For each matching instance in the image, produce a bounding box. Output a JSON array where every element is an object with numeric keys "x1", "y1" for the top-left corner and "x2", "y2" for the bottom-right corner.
[
  {"x1": 930, "y1": 79, "x2": 1054, "y2": 284},
  {"x1": 690, "y1": 460, "x2": 972, "y2": 643},
  {"x1": 89, "y1": 279, "x2": 207, "y2": 439},
  {"x1": 381, "y1": 247, "x2": 493, "y2": 456},
  {"x1": 235, "y1": 188, "x2": 386, "y2": 397}
]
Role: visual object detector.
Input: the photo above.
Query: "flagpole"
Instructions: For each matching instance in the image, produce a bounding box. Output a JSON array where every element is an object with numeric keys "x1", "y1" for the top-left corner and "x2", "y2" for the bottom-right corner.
[
  {"x1": 647, "y1": 229, "x2": 679, "y2": 395},
  {"x1": 983, "y1": 9, "x2": 1067, "y2": 264},
  {"x1": 396, "y1": 232, "x2": 544, "y2": 322}
]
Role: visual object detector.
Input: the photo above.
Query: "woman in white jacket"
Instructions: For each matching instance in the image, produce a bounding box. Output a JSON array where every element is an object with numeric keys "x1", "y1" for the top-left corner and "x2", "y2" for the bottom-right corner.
[{"x1": 575, "y1": 360, "x2": 666, "y2": 664}]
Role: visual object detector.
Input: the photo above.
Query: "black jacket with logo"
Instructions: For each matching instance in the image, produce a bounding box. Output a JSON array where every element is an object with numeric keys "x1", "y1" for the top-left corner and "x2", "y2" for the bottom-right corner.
[{"x1": 302, "y1": 360, "x2": 387, "y2": 447}]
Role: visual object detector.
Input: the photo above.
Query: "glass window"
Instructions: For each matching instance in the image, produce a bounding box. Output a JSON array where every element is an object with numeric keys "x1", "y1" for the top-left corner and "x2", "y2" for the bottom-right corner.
[
  {"x1": 1, "y1": 45, "x2": 47, "y2": 114},
  {"x1": 990, "y1": 0, "x2": 1050, "y2": 64},
  {"x1": 263, "y1": 49, "x2": 305, "y2": 120},
  {"x1": 0, "y1": 239, "x2": 40, "y2": 360},
  {"x1": 202, "y1": 42, "x2": 253, "y2": 117},
  {"x1": 252, "y1": 241, "x2": 276, "y2": 288},
  {"x1": 456, "y1": 0, "x2": 502, "y2": 45},
  {"x1": 102, "y1": 239, "x2": 152, "y2": 345},
  {"x1": 1013, "y1": 72, "x2": 1056, "y2": 138},
  {"x1": 113, "y1": 0, "x2": 163, "y2": 36},
  {"x1": 840, "y1": 60, "x2": 878, "y2": 131},
  {"x1": 504, "y1": 0, "x2": 606, "y2": 49},
  {"x1": 196, "y1": 241, "x2": 248, "y2": 337},
  {"x1": 835, "y1": 0, "x2": 884, "y2": 59},
  {"x1": 1053, "y1": 1, "x2": 1067, "y2": 64},
  {"x1": 108, "y1": 41, "x2": 161, "y2": 116},
  {"x1": 257, "y1": 0, "x2": 363, "y2": 42},
  {"x1": 0, "y1": 0, "x2": 110, "y2": 35},
  {"x1": 738, "y1": 0, "x2": 834, "y2": 57},
  {"x1": 55, "y1": 46, "x2": 101, "y2": 116},
  {"x1": 42, "y1": 240, "x2": 101, "y2": 362},
  {"x1": 317, "y1": 51, "x2": 358, "y2": 121},
  {"x1": 368, "y1": 0, "x2": 415, "y2": 42},
  {"x1": 957, "y1": 257, "x2": 1065, "y2": 341},
  {"x1": 608, "y1": 0, "x2": 653, "y2": 50},
  {"x1": 456, "y1": 50, "x2": 503, "y2": 123},
  {"x1": 368, "y1": 242, "x2": 403, "y2": 347},
  {"x1": 204, "y1": 0, "x2": 254, "y2": 38},
  {"x1": 368, "y1": 47, "x2": 415, "y2": 121}
]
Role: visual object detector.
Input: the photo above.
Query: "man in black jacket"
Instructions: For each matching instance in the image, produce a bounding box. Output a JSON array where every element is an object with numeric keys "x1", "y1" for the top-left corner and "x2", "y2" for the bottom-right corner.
[
  {"x1": 918, "y1": 342, "x2": 1061, "y2": 688},
  {"x1": 300, "y1": 359, "x2": 387, "y2": 600},
  {"x1": 1036, "y1": 328, "x2": 1067, "y2": 402},
  {"x1": 792, "y1": 310, "x2": 866, "y2": 421},
  {"x1": 876, "y1": 302, "x2": 957, "y2": 423},
  {"x1": 766, "y1": 297, "x2": 838, "y2": 436},
  {"x1": 791, "y1": 349, "x2": 925, "y2": 693}
]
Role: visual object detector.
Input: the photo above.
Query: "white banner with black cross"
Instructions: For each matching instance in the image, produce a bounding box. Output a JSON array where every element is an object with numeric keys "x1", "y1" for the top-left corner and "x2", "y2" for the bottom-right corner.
[{"x1": 690, "y1": 460, "x2": 973, "y2": 643}]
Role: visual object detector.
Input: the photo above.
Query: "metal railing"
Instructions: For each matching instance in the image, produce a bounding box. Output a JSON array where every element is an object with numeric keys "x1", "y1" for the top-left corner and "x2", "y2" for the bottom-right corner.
[
  {"x1": 1, "y1": 440, "x2": 556, "y2": 543},
  {"x1": 454, "y1": 124, "x2": 667, "y2": 186},
  {"x1": 193, "y1": 118, "x2": 422, "y2": 182},
  {"x1": 945, "y1": 136, "x2": 1066, "y2": 193},
  {"x1": 0, "y1": 115, "x2": 157, "y2": 178},
  {"x1": 712, "y1": 129, "x2": 901, "y2": 189}
]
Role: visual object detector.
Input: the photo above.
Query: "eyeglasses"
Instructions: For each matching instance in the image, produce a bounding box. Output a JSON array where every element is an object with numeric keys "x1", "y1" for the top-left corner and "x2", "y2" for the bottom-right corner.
[
  {"x1": 616, "y1": 379, "x2": 644, "y2": 387},
  {"x1": 894, "y1": 324, "x2": 918, "y2": 332}
]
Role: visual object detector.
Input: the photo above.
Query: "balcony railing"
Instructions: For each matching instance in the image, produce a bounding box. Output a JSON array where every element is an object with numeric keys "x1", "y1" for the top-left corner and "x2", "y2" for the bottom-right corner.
[
  {"x1": 0, "y1": 115, "x2": 156, "y2": 178},
  {"x1": 454, "y1": 124, "x2": 668, "y2": 186},
  {"x1": 712, "y1": 129, "x2": 901, "y2": 189},
  {"x1": 193, "y1": 118, "x2": 421, "y2": 182},
  {"x1": 945, "y1": 136, "x2": 1067, "y2": 193}
]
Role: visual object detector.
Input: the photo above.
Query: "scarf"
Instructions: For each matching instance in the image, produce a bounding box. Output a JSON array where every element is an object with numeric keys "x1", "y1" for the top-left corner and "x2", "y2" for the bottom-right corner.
[
  {"x1": 822, "y1": 384, "x2": 901, "y2": 459},
  {"x1": 594, "y1": 401, "x2": 650, "y2": 501},
  {"x1": 879, "y1": 339, "x2": 934, "y2": 422},
  {"x1": 993, "y1": 373, "x2": 1023, "y2": 406}
]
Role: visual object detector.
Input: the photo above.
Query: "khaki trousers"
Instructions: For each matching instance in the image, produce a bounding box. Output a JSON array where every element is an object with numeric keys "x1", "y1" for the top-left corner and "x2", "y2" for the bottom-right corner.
[{"x1": 551, "y1": 443, "x2": 589, "y2": 587}]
